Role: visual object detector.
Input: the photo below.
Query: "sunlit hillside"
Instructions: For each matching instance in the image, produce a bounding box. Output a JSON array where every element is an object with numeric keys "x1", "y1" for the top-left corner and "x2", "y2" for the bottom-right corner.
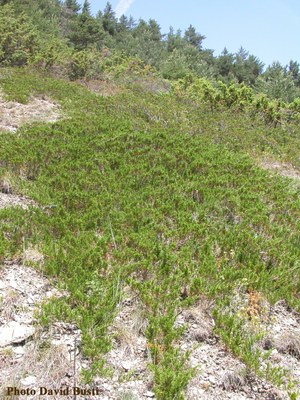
[{"x1": 0, "y1": 1, "x2": 300, "y2": 399}]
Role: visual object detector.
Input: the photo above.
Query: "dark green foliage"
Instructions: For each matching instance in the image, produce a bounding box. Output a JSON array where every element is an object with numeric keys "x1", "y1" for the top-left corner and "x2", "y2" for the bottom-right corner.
[
  {"x1": 233, "y1": 47, "x2": 264, "y2": 85},
  {"x1": 119, "y1": 19, "x2": 166, "y2": 69},
  {"x1": 147, "y1": 19, "x2": 163, "y2": 42},
  {"x1": 215, "y1": 47, "x2": 264, "y2": 86},
  {"x1": 184, "y1": 24, "x2": 205, "y2": 49},
  {"x1": 82, "y1": 0, "x2": 91, "y2": 15},
  {"x1": 67, "y1": 11, "x2": 103, "y2": 50},
  {"x1": 65, "y1": 0, "x2": 81, "y2": 13},
  {"x1": 9, "y1": 0, "x2": 63, "y2": 37},
  {"x1": 102, "y1": 2, "x2": 117, "y2": 36},
  {"x1": 255, "y1": 61, "x2": 300, "y2": 102},
  {"x1": 166, "y1": 27, "x2": 184, "y2": 53},
  {"x1": 216, "y1": 47, "x2": 235, "y2": 79},
  {"x1": 1, "y1": 0, "x2": 299, "y2": 102},
  {"x1": 0, "y1": 4, "x2": 39, "y2": 66},
  {"x1": 288, "y1": 60, "x2": 300, "y2": 86},
  {"x1": 0, "y1": 69, "x2": 300, "y2": 397}
]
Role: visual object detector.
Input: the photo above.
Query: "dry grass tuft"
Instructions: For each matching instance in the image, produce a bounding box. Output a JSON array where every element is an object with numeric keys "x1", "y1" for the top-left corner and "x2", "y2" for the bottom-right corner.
[
  {"x1": 0, "y1": 328, "x2": 75, "y2": 396},
  {"x1": 221, "y1": 370, "x2": 246, "y2": 391},
  {"x1": 192, "y1": 328, "x2": 211, "y2": 343},
  {"x1": 113, "y1": 300, "x2": 147, "y2": 356},
  {"x1": 185, "y1": 299, "x2": 214, "y2": 342},
  {"x1": 275, "y1": 333, "x2": 300, "y2": 360},
  {"x1": 131, "y1": 304, "x2": 148, "y2": 336},
  {"x1": 78, "y1": 79, "x2": 122, "y2": 97},
  {"x1": 113, "y1": 324, "x2": 137, "y2": 357},
  {"x1": 117, "y1": 392, "x2": 139, "y2": 400},
  {"x1": 0, "y1": 173, "x2": 12, "y2": 194},
  {"x1": 0, "y1": 289, "x2": 19, "y2": 320},
  {"x1": 23, "y1": 246, "x2": 44, "y2": 266}
]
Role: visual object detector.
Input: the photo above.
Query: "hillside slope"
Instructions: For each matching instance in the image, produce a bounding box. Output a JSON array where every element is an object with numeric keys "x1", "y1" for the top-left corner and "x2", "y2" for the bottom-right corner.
[{"x1": 0, "y1": 68, "x2": 299, "y2": 399}]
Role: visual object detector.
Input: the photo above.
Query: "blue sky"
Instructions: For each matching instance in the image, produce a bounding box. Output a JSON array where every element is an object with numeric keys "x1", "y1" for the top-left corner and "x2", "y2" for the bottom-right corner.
[{"x1": 82, "y1": 0, "x2": 300, "y2": 67}]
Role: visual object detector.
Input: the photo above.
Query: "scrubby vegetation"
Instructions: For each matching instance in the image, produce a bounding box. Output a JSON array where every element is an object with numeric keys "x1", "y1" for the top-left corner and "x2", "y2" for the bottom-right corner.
[
  {"x1": 1, "y1": 1, "x2": 300, "y2": 399},
  {"x1": 0, "y1": 67, "x2": 300, "y2": 398}
]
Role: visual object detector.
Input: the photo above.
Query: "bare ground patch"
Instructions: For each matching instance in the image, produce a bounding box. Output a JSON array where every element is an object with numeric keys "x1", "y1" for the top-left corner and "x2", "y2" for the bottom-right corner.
[
  {"x1": 1, "y1": 261, "x2": 298, "y2": 399},
  {"x1": 259, "y1": 300, "x2": 300, "y2": 392},
  {"x1": 175, "y1": 299, "x2": 285, "y2": 400},
  {"x1": 0, "y1": 90, "x2": 61, "y2": 133},
  {"x1": 0, "y1": 262, "x2": 87, "y2": 400},
  {"x1": 0, "y1": 192, "x2": 36, "y2": 210},
  {"x1": 215, "y1": 287, "x2": 300, "y2": 399},
  {"x1": 94, "y1": 288, "x2": 154, "y2": 400},
  {"x1": 0, "y1": 270, "x2": 153, "y2": 400},
  {"x1": 258, "y1": 158, "x2": 300, "y2": 181}
]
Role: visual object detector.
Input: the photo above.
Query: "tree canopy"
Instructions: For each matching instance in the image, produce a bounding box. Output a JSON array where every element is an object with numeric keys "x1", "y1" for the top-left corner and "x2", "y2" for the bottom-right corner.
[{"x1": 1, "y1": 0, "x2": 300, "y2": 100}]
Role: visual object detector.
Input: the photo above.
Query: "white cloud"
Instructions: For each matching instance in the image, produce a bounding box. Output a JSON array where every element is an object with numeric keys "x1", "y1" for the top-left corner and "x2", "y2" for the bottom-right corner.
[{"x1": 115, "y1": 0, "x2": 135, "y2": 18}]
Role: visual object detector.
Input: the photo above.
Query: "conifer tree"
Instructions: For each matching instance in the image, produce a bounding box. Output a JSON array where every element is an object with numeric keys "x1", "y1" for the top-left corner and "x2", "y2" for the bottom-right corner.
[
  {"x1": 82, "y1": 0, "x2": 91, "y2": 15},
  {"x1": 288, "y1": 60, "x2": 300, "y2": 86},
  {"x1": 102, "y1": 2, "x2": 117, "y2": 35},
  {"x1": 0, "y1": 3, "x2": 39, "y2": 65},
  {"x1": 67, "y1": 1, "x2": 102, "y2": 50},
  {"x1": 118, "y1": 15, "x2": 129, "y2": 31},
  {"x1": 255, "y1": 61, "x2": 299, "y2": 102},
  {"x1": 233, "y1": 47, "x2": 264, "y2": 85},
  {"x1": 65, "y1": 0, "x2": 81, "y2": 13},
  {"x1": 184, "y1": 25, "x2": 205, "y2": 49},
  {"x1": 166, "y1": 27, "x2": 184, "y2": 52},
  {"x1": 148, "y1": 19, "x2": 162, "y2": 42}
]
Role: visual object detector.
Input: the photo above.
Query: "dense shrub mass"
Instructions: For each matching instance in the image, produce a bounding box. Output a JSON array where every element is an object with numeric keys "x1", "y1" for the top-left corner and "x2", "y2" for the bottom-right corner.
[
  {"x1": 1, "y1": 1, "x2": 300, "y2": 398},
  {"x1": 173, "y1": 76, "x2": 300, "y2": 126},
  {"x1": 0, "y1": 69, "x2": 299, "y2": 398},
  {"x1": 0, "y1": 4, "x2": 39, "y2": 66}
]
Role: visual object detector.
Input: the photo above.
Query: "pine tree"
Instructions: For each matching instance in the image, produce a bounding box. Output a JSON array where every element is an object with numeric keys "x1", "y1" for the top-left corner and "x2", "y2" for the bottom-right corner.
[
  {"x1": 82, "y1": 0, "x2": 91, "y2": 15},
  {"x1": 233, "y1": 47, "x2": 264, "y2": 85},
  {"x1": 102, "y1": 2, "x2": 117, "y2": 35},
  {"x1": 215, "y1": 48, "x2": 234, "y2": 81},
  {"x1": 0, "y1": 3, "x2": 39, "y2": 65},
  {"x1": 65, "y1": 0, "x2": 81, "y2": 13},
  {"x1": 255, "y1": 61, "x2": 299, "y2": 102},
  {"x1": 288, "y1": 60, "x2": 300, "y2": 86},
  {"x1": 148, "y1": 19, "x2": 162, "y2": 42},
  {"x1": 166, "y1": 27, "x2": 184, "y2": 52},
  {"x1": 184, "y1": 25, "x2": 205, "y2": 49},
  {"x1": 118, "y1": 15, "x2": 130, "y2": 31},
  {"x1": 67, "y1": 2, "x2": 102, "y2": 50}
]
